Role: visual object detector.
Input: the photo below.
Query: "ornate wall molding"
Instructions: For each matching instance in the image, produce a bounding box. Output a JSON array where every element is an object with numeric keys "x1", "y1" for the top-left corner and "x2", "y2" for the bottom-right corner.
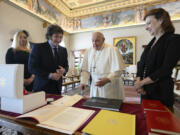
[{"x1": 46, "y1": 0, "x2": 172, "y2": 18}]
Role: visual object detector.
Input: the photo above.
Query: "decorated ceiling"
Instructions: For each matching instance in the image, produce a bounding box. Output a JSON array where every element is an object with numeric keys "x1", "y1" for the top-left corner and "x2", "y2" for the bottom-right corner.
[
  {"x1": 46, "y1": 0, "x2": 172, "y2": 17},
  {"x1": 8, "y1": 0, "x2": 180, "y2": 33},
  {"x1": 62, "y1": 0, "x2": 115, "y2": 9}
]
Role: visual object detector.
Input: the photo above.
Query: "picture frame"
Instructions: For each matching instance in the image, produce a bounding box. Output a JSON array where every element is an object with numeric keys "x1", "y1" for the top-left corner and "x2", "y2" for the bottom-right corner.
[{"x1": 113, "y1": 36, "x2": 136, "y2": 65}]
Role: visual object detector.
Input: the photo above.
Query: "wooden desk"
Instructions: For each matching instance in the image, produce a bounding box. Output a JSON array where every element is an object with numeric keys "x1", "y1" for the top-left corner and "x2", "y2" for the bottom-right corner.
[
  {"x1": 0, "y1": 113, "x2": 69, "y2": 135},
  {"x1": 0, "y1": 95, "x2": 148, "y2": 135},
  {"x1": 0, "y1": 94, "x2": 77, "y2": 135}
]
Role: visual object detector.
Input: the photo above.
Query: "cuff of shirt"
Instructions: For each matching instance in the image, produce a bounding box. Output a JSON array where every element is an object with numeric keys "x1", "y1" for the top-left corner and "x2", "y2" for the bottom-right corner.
[
  {"x1": 107, "y1": 75, "x2": 113, "y2": 83},
  {"x1": 48, "y1": 73, "x2": 52, "y2": 79},
  {"x1": 107, "y1": 71, "x2": 121, "y2": 82}
]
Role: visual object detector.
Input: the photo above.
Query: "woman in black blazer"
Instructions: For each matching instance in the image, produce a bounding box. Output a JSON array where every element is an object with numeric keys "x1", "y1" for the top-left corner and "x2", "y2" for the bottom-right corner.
[
  {"x1": 134, "y1": 8, "x2": 180, "y2": 111},
  {"x1": 6, "y1": 30, "x2": 34, "y2": 91}
]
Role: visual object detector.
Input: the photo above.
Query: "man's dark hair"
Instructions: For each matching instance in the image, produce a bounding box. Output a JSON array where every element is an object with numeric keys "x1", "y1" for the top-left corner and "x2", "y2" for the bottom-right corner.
[{"x1": 46, "y1": 24, "x2": 64, "y2": 40}]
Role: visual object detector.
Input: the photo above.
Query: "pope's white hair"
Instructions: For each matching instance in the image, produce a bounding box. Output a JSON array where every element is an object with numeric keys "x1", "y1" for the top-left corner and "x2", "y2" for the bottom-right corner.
[{"x1": 92, "y1": 31, "x2": 105, "y2": 39}]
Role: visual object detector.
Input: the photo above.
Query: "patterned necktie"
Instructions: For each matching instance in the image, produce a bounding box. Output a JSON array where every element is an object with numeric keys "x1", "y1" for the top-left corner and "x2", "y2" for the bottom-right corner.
[{"x1": 53, "y1": 47, "x2": 59, "y2": 68}]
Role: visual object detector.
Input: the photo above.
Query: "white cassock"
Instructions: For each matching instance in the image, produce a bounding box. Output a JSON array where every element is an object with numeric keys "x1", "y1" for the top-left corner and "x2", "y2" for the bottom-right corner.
[{"x1": 81, "y1": 43, "x2": 125, "y2": 100}]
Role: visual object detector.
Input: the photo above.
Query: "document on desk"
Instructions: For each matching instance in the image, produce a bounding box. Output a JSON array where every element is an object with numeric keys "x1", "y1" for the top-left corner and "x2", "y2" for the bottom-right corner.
[
  {"x1": 51, "y1": 94, "x2": 83, "y2": 107},
  {"x1": 17, "y1": 105, "x2": 95, "y2": 134},
  {"x1": 38, "y1": 107, "x2": 94, "y2": 134},
  {"x1": 17, "y1": 105, "x2": 66, "y2": 123}
]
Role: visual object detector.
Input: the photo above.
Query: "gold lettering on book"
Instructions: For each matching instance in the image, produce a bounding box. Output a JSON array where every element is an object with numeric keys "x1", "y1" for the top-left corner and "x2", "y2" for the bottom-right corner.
[
  {"x1": 148, "y1": 103, "x2": 158, "y2": 107},
  {"x1": 156, "y1": 117, "x2": 170, "y2": 125}
]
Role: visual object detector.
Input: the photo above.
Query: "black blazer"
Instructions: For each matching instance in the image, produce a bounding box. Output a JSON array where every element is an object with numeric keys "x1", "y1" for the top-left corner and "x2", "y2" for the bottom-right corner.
[
  {"x1": 28, "y1": 42, "x2": 69, "y2": 94},
  {"x1": 137, "y1": 32, "x2": 180, "y2": 106}
]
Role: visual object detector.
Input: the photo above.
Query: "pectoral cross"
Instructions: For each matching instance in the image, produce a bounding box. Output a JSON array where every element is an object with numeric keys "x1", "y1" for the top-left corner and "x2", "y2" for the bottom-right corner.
[
  {"x1": 92, "y1": 66, "x2": 96, "y2": 72},
  {"x1": 90, "y1": 65, "x2": 96, "y2": 73}
]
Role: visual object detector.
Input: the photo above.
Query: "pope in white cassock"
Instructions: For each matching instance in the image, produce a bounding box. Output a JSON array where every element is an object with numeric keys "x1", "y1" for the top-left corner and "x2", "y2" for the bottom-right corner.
[{"x1": 80, "y1": 32, "x2": 125, "y2": 100}]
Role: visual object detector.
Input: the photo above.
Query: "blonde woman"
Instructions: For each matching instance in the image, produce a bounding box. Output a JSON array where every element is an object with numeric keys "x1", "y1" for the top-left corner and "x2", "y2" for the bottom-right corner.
[{"x1": 6, "y1": 30, "x2": 34, "y2": 91}]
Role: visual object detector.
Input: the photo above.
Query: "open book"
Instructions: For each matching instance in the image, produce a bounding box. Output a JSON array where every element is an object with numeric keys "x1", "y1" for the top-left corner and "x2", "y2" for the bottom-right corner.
[
  {"x1": 51, "y1": 94, "x2": 83, "y2": 106},
  {"x1": 17, "y1": 95, "x2": 95, "y2": 134}
]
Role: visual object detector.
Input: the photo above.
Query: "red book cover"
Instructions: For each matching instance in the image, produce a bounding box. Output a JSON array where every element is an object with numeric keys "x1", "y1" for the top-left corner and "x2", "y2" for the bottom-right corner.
[
  {"x1": 142, "y1": 99, "x2": 168, "y2": 113},
  {"x1": 146, "y1": 110, "x2": 180, "y2": 135}
]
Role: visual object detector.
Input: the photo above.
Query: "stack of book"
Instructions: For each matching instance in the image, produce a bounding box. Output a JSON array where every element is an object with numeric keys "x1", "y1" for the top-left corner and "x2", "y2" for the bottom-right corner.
[
  {"x1": 142, "y1": 99, "x2": 180, "y2": 135},
  {"x1": 82, "y1": 97, "x2": 123, "y2": 111},
  {"x1": 141, "y1": 99, "x2": 168, "y2": 113},
  {"x1": 146, "y1": 110, "x2": 180, "y2": 135}
]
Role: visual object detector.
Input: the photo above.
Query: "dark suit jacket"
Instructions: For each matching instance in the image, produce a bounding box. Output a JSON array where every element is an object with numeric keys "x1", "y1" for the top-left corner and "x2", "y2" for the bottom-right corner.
[
  {"x1": 28, "y1": 42, "x2": 69, "y2": 94},
  {"x1": 137, "y1": 32, "x2": 180, "y2": 107}
]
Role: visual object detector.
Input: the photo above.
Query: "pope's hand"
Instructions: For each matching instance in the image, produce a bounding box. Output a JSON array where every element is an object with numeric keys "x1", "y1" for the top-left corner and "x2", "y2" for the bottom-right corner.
[
  {"x1": 96, "y1": 77, "x2": 110, "y2": 87},
  {"x1": 80, "y1": 84, "x2": 86, "y2": 90}
]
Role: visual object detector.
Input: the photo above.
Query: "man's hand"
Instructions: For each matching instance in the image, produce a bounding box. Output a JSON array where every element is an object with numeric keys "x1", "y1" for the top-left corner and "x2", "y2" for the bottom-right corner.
[
  {"x1": 56, "y1": 66, "x2": 65, "y2": 77},
  {"x1": 96, "y1": 77, "x2": 110, "y2": 87},
  {"x1": 51, "y1": 73, "x2": 61, "y2": 81}
]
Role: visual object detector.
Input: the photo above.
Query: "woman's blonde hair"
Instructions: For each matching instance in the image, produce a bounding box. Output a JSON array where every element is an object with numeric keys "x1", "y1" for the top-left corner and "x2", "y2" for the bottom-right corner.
[{"x1": 11, "y1": 31, "x2": 30, "y2": 52}]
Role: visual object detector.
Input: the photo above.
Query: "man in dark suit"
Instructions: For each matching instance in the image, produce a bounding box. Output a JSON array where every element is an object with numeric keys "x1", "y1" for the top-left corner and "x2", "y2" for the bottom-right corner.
[{"x1": 28, "y1": 25, "x2": 69, "y2": 94}]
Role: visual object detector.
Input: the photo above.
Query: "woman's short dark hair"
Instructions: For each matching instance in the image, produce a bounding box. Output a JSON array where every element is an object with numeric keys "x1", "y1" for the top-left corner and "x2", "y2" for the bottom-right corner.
[
  {"x1": 46, "y1": 24, "x2": 64, "y2": 40},
  {"x1": 144, "y1": 8, "x2": 175, "y2": 33}
]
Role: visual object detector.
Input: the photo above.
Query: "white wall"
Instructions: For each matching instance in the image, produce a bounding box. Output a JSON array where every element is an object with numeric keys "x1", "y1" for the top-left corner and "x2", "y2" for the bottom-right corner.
[
  {"x1": 1, "y1": 0, "x2": 180, "y2": 67},
  {"x1": 70, "y1": 21, "x2": 180, "y2": 63},
  {"x1": 0, "y1": 1, "x2": 46, "y2": 64}
]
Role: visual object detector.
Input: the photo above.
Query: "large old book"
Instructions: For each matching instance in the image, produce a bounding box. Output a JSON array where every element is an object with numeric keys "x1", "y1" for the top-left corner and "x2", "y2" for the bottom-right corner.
[
  {"x1": 146, "y1": 110, "x2": 180, "y2": 135},
  {"x1": 51, "y1": 94, "x2": 83, "y2": 106},
  {"x1": 82, "y1": 110, "x2": 136, "y2": 135},
  {"x1": 141, "y1": 99, "x2": 168, "y2": 113},
  {"x1": 83, "y1": 97, "x2": 123, "y2": 111},
  {"x1": 17, "y1": 95, "x2": 95, "y2": 134}
]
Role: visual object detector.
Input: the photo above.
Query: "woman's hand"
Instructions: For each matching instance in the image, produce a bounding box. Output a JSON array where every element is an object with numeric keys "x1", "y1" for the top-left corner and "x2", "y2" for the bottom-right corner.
[
  {"x1": 134, "y1": 77, "x2": 153, "y2": 95},
  {"x1": 134, "y1": 80, "x2": 144, "y2": 91},
  {"x1": 24, "y1": 75, "x2": 34, "y2": 85},
  {"x1": 137, "y1": 88, "x2": 146, "y2": 95}
]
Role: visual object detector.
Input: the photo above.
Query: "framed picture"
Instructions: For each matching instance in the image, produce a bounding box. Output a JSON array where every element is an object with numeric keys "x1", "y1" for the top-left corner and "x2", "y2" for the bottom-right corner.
[{"x1": 113, "y1": 36, "x2": 136, "y2": 65}]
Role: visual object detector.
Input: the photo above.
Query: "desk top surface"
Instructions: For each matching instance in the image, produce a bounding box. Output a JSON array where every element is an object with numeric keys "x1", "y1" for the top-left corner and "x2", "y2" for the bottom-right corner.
[{"x1": 0, "y1": 94, "x2": 148, "y2": 135}]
